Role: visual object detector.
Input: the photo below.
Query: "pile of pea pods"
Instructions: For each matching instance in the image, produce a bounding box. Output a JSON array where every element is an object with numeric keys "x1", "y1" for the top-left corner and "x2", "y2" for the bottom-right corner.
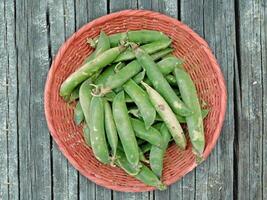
[{"x1": 60, "y1": 30, "x2": 209, "y2": 190}]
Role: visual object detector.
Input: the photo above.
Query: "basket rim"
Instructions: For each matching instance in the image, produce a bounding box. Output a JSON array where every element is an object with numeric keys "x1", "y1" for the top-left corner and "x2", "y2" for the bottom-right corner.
[{"x1": 44, "y1": 9, "x2": 227, "y2": 192}]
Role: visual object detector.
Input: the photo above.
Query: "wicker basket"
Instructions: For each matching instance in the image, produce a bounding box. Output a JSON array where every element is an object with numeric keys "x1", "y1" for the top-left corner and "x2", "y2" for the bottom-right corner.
[{"x1": 44, "y1": 10, "x2": 227, "y2": 192}]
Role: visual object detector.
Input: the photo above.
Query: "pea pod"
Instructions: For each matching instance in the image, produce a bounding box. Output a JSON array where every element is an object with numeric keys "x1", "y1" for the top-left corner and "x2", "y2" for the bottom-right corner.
[
  {"x1": 105, "y1": 91, "x2": 133, "y2": 103},
  {"x1": 132, "y1": 70, "x2": 146, "y2": 84},
  {"x1": 104, "y1": 99, "x2": 118, "y2": 162},
  {"x1": 140, "y1": 143, "x2": 152, "y2": 154},
  {"x1": 117, "y1": 142, "x2": 148, "y2": 163},
  {"x1": 114, "y1": 39, "x2": 171, "y2": 63},
  {"x1": 83, "y1": 31, "x2": 110, "y2": 64},
  {"x1": 60, "y1": 46, "x2": 126, "y2": 98},
  {"x1": 142, "y1": 82, "x2": 186, "y2": 150},
  {"x1": 79, "y1": 79, "x2": 93, "y2": 125},
  {"x1": 157, "y1": 57, "x2": 183, "y2": 75},
  {"x1": 89, "y1": 96, "x2": 110, "y2": 164},
  {"x1": 165, "y1": 74, "x2": 177, "y2": 86},
  {"x1": 96, "y1": 60, "x2": 142, "y2": 95},
  {"x1": 150, "y1": 124, "x2": 171, "y2": 177},
  {"x1": 112, "y1": 92, "x2": 139, "y2": 168},
  {"x1": 174, "y1": 67, "x2": 205, "y2": 156},
  {"x1": 150, "y1": 48, "x2": 173, "y2": 61},
  {"x1": 130, "y1": 118, "x2": 164, "y2": 149},
  {"x1": 115, "y1": 150, "x2": 166, "y2": 190},
  {"x1": 115, "y1": 149, "x2": 141, "y2": 176},
  {"x1": 134, "y1": 47, "x2": 191, "y2": 116},
  {"x1": 123, "y1": 79, "x2": 156, "y2": 129},
  {"x1": 74, "y1": 101, "x2": 84, "y2": 125},
  {"x1": 83, "y1": 124, "x2": 91, "y2": 146},
  {"x1": 69, "y1": 86, "x2": 80, "y2": 102},
  {"x1": 101, "y1": 30, "x2": 169, "y2": 47}
]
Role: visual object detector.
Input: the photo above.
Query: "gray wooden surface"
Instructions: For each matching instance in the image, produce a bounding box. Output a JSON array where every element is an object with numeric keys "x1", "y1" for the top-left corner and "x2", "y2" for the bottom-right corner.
[{"x1": 0, "y1": 0, "x2": 266, "y2": 199}]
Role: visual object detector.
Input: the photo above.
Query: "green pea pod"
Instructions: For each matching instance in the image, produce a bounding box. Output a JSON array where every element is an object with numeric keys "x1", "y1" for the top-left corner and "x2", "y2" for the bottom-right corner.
[
  {"x1": 165, "y1": 74, "x2": 177, "y2": 86},
  {"x1": 157, "y1": 56, "x2": 183, "y2": 75},
  {"x1": 89, "y1": 96, "x2": 110, "y2": 164},
  {"x1": 74, "y1": 101, "x2": 84, "y2": 125},
  {"x1": 150, "y1": 124, "x2": 171, "y2": 178},
  {"x1": 132, "y1": 70, "x2": 146, "y2": 84},
  {"x1": 83, "y1": 31, "x2": 110, "y2": 64},
  {"x1": 69, "y1": 86, "x2": 80, "y2": 102},
  {"x1": 140, "y1": 143, "x2": 152, "y2": 154},
  {"x1": 60, "y1": 46, "x2": 126, "y2": 98},
  {"x1": 97, "y1": 60, "x2": 142, "y2": 95},
  {"x1": 79, "y1": 79, "x2": 93, "y2": 125},
  {"x1": 112, "y1": 92, "x2": 139, "y2": 168},
  {"x1": 142, "y1": 82, "x2": 186, "y2": 150},
  {"x1": 130, "y1": 118, "x2": 164, "y2": 149},
  {"x1": 105, "y1": 91, "x2": 133, "y2": 103},
  {"x1": 104, "y1": 99, "x2": 118, "y2": 162},
  {"x1": 117, "y1": 141, "x2": 148, "y2": 163},
  {"x1": 150, "y1": 48, "x2": 173, "y2": 61},
  {"x1": 83, "y1": 124, "x2": 91, "y2": 146},
  {"x1": 107, "y1": 30, "x2": 169, "y2": 47},
  {"x1": 135, "y1": 164, "x2": 166, "y2": 190},
  {"x1": 134, "y1": 47, "x2": 192, "y2": 116},
  {"x1": 174, "y1": 68, "x2": 205, "y2": 156},
  {"x1": 115, "y1": 150, "x2": 166, "y2": 190},
  {"x1": 114, "y1": 39, "x2": 171, "y2": 63},
  {"x1": 124, "y1": 79, "x2": 156, "y2": 129},
  {"x1": 115, "y1": 149, "x2": 141, "y2": 176}
]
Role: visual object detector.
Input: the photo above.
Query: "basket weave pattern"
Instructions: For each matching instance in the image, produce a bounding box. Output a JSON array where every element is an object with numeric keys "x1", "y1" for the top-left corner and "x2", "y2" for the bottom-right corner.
[{"x1": 44, "y1": 10, "x2": 227, "y2": 192}]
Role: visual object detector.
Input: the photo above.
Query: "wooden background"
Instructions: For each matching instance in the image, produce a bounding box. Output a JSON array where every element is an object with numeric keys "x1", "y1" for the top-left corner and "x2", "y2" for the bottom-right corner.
[{"x1": 0, "y1": 0, "x2": 266, "y2": 199}]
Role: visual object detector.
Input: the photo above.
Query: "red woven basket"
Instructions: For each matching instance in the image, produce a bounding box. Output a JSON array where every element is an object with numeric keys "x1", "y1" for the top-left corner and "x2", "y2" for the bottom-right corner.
[{"x1": 44, "y1": 10, "x2": 227, "y2": 192}]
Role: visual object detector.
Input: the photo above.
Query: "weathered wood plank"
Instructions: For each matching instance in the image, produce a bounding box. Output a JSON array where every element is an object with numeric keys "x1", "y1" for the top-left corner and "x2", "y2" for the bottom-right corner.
[
  {"x1": 263, "y1": 2, "x2": 267, "y2": 199},
  {"x1": 16, "y1": 0, "x2": 52, "y2": 199},
  {"x1": 48, "y1": 1, "x2": 79, "y2": 199},
  {"x1": 181, "y1": 0, "x2": 236, "y2": 199},
  {"x1": 5, "y1": 0, "x2": 19, "y2": 199},
  {"x1": 238, "y1": 0, "x2": 265, "y2": 199},
  {"x1": 0, "y1": 0, "x2": 9, "y2": 199}
]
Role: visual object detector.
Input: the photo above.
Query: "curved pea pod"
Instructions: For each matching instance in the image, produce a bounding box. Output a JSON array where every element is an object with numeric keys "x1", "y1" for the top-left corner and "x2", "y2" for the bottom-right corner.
[
  {"x1": 174, "y1": 68, "x2": 205, "y2": 156},
  {"x1": 150, "y1": 124, "x2": 171, "y2": 177},
  {"x1": 157, "y1": 56, "x2": 183, "y2": 75},
  {"x1": 89, "y1": 96, "x2": 110, "y2": 164},
  {"x1": 112, "y1": 92, "x2": 140, "y2": 168},
  {"x1": 150, "y1": 48, "x2": 173, "y2": 61},
  {"x1": 115, "y1": 149, "x2": 141, "y2": 176},
  {"x1": 103, "y1": 99, "x2": 118, "y2": 162},
  {"x1": 83, "y1": 124, "x2": 91, "y2": 146},
  {"x1": 123, "y1": 79, "x2": 156, "y2": 129},
  {"x1": 140, "y1": 143, "x2": 152, "y2": 154},
  {"x1": 60, "y1": 46, "x2": 126, "y2": 98},
  {"x1": 79, "y1": 79, "x2": 93, "y2": 125},
  {"x1": 69, "y1": 86, "x2": 80, "y2": 102},
  {"x1": 130, "y1": 118, "x2": 164, "y2": 149},
  {"x1": 142, "y1": 82, "x2": 186, "y2": 150},
  {"x1": 74, "y1": 101, "x2": 84, "y2": 125},
  {"x1": 135, "y1": 164, "x2": 166, "y2": 190},
  {"x1": 83, "y1": 31, "x2": 110, "y2": 64},
  {"x1": 134, "y1": 47, "x2": 192, "y2": 116},
  {"x1": 108, "y1": 32, "x2": 128, "y2": 47},
  {"x1": 114, "y1": 39, "x2": 171, "y2": 63},
  {"x1": 97, "y1": 60, "x2": 142, "y2": 95},
  {"x1": 115, "y1": 150, "x2": 166, "y2": 190},
  {"x1": 117, "y1": 141, "x2": 148, "y2": 163}
]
